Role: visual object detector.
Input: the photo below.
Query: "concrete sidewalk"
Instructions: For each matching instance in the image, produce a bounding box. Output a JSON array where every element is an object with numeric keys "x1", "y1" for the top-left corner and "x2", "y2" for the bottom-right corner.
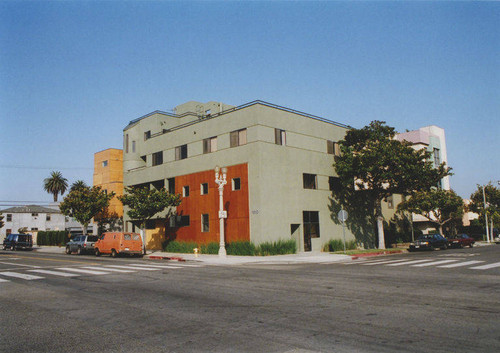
[{"x1": 33, "y1": 246, "x2": 352, "y2": 265}]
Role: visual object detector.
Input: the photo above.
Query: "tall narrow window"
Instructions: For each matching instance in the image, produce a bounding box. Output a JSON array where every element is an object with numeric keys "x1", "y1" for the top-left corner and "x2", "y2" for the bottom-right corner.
[
  {"x1": 6, "y1": 214, "x2": 12, "y2": 222},
  {"x1": 183, "y1": 186, "x2": 190, "y2": 197},
  {"x1": 230, "y1": 128, "x2": 247, "y2": 147},
  {"x1": 168, "y1": 178, "x2": 175, "y2": 194},
  {"x1": 201, "y1": 214, "x2": 209, "y2": 232},
  {"x1": 201, "y1": 183, "x2": 209, "y2": 195},
  {"x1": 303, "y1": 173, "x2": 317, "y2": 189},
  {"x1": 144, "y1": 131, "x2": 151, "y2": 140},
  {"x1": 152, "y1": 151, "x2": 163, "y2": 166},
  {"x1": 387, "y1": 194, "x2": 394, "y2": 209},
  {"x1": 232, "y1": 178, "x2": 241, "y2": 191},
  {"x1": 125, "y1": 134, "x2": 129, "y2": 153},
  {"x1": 275, "y1": 128, "x2": 286, "y2": 145},
  {"x1": 132, "y1": 141, "x2": 136, "y2": 153},
  {"x1": 203, "y1": 137, "x2": 218, "y2": 154},
  {"x1": 433, "y1": 148, "x2": 441, "y2": 166},
  {"x1": 303, "y1": 211, "x2": 320, "y2": 238},
  {"x1": 175, "y1": 144, "x2": 188, "y2": 160}
]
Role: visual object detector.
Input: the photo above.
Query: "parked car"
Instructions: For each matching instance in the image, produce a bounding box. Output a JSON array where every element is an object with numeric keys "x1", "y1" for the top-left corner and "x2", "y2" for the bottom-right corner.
[
  {"x1": 2, "y1": 233, "x2": 33, "y2": 251},
  {"x1": 65, "y1": 234, "x2": 99, "y2": 255},
  {"x1": 94, "y1": 232, "x2": 143, "y2": 257},
  {"x1": 447, "y1": 234, "x2": 475, "y2": 248},
  {"x1": 408, "y1": 234, "x2": 448, "y2": 251}
]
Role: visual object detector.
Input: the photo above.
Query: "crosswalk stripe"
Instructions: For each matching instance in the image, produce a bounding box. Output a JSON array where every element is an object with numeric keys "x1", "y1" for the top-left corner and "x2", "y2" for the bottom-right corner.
[
  {"x1": 29, "y1": 269, "x2": 80, "y2": 277},
  {"x1": 0, "y1": 278, "x2": 10, "y2": 282},
  {"x1": 470, "y1": 262, "x2": 500, "y2": 270},
  {"x1": 0, "y1": 272, "x2": 44, "y2": 280},
  {"x1": 0, "y1": 261, "x2": 41, "y2": 268},
  {"x1": 56, "y1": 268, "x2": 111, "y2": 275},
  {"x1": 105, "y1": 265, "x2": 160, "y2": 271},
  {"x1": 129, "y1": 263, "x2": 182, "y2": 269},
  {"x1": 360, "y1": 259, "x2": 410, "y2": 266},
  {"x1": 83, "y1": 266, "x2": 136, "y2": 273},
  {"x1": 438, "y1": 261, "x2": 485, "y2": 268},
  {"x1": 411, "y1": 259, "x2": 458, "y2": 267},
  {"x1": 385, "y1": 259, "x2": 434, "y2": 267}
]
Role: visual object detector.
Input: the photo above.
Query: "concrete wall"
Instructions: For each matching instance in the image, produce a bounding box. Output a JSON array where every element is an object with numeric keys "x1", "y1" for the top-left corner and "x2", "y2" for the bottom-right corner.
[{"x1": 0, "y1": 212, "x2": 66, "y2": 241}]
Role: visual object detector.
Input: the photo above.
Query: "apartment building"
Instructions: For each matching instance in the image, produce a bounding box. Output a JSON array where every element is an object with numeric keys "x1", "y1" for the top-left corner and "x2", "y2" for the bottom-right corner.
[
  {"x1": 93, "y1": 148, "x2": 124, "y2": 218},
  {"x1": 123, "y1": 100, "x2": 355, "y2": 251}
]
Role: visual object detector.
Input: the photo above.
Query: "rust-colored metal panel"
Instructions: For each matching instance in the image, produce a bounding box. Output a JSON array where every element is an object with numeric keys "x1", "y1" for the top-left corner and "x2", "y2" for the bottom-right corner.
[{"x1": 170, "y1": 163, "x2": 250, "y2": 244}]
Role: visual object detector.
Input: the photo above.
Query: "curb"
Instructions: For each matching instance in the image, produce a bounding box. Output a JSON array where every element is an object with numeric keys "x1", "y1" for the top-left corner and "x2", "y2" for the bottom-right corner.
[
  {"x1": 146, "y1": 255, "x2": 186, "y2": 262},
  {"x1": 351, "y1": 249, "x2": 406, "y2": 260}
]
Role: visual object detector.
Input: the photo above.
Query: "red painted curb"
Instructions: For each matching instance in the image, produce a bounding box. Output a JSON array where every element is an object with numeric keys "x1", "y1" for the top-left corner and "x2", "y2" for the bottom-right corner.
[{"x1": 351, "y1": 250, "x2": 405, "y2": 260}]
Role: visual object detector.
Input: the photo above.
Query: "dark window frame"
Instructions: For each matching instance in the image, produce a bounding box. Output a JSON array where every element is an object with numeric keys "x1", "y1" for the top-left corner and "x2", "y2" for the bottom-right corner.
[{"x1": 303, "y1": 173, "x2": 317, "y2": 190}]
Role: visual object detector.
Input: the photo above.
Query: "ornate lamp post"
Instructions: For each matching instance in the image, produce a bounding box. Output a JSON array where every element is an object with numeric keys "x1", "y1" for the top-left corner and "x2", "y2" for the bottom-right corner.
[{"x1": 215, "y1": 166, "x2": 228, "y2": 257}]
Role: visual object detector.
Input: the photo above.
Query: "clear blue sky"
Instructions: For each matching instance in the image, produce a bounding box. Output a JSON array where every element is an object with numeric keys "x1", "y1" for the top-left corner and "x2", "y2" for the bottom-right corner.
[{"x1": 1, "y1": 1, "x2": 498, "y2": 205}]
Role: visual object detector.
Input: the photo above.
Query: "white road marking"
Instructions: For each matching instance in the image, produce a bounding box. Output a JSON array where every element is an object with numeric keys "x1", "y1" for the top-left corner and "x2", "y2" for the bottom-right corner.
[
  {"x1": 437, "y1": 261, "x2": 485, "y2": 268},
  {"x1": 470, "y1": 262, "x2": 500, "y2": 270},
  {"x1": 0, "y1": 272, "x2": 44, "y2": 280},
  {"x1": 360, "y1": 259, "x2": 411, "y2": 266},
  {"x1": 384, "y1": 259, "x2": 434, "y2": 266},
  {"x1": 129, "y1": 263, "x2": 182, "y2": 269},
  {"x1": 0, "y1": 261, "x2": 41, "y2": 268},
  {"x1": 411, "y1": 259, "x2": 459, "y2": 267},
  {"x1": 105, "y1": 265, "x2": 160, "y2": 271},
  {"x1": 56, "y1": 267, "x2": 111, "y2": 275},
  {"x1": 29, "y1": 269, "x2": 80, "y2": 277},
  {"x1": 83, "y1": 266, "x2": 136, "y2": 273},
  {"x1": 0, "y1": 278, "x2": 10, "y2": 282}
]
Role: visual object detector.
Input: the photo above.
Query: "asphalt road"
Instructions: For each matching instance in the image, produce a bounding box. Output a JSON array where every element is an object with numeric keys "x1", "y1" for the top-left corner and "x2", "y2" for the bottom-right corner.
[{"x1": 1, "y1": 246, "x2": 499, "y2": 353}]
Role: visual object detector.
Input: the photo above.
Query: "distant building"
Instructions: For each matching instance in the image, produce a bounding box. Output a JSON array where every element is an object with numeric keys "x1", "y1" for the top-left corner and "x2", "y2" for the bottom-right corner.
[
  {"x1": 93, "y1": 148, "x2": 124, "y2": 218},
  {"x1": 0, "y1": 205, "x2": 66, "y2": 242}
]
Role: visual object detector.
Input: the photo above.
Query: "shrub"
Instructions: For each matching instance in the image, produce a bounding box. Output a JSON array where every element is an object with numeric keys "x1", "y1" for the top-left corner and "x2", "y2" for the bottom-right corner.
[
  {"x1": 226, "y1": 241, "x2": 256, "y2": 256},
  {"x1": 323, "y1": 239, "x2": 357, "y2": 252},
  {"x1": 164, "y1": 241, "x2": 198, "y2": 253},
  {"x1": 256, "y1": 239, "x2": 296, "y2": 256},
  {"x1": 36, "y1": 231, "x2": 69, "y2": 246}
]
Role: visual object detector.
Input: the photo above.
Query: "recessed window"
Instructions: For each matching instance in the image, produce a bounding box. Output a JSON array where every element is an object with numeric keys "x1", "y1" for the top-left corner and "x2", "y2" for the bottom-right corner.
[
  {"x1": 31, "y1": 227, "x2": 38, "y2": 231},
  {"x1": 7, "y1": 214, "x2": 12, "y2": 222},
  {"x1": 168, "y1": 178, "x2": 175, "y2": 194},
  {"x1": 303, "y1": 211, "x2": 320, "y2": 238},
  {"x1": 201, "y1": 183, "x2": 209, "y2": 195},
  {"x1": 387, "y1": 194, "x2": 394, "y2": 209},
  {"x1": 132, "y1": 141, "x2": 136, "y2": 153},
  {"x1": 175, "y1": 144, "x2": 188, "y2": 160},
  {"x1": 125, "y1": 134, "x2": 129, "y2": 153},
  {"x1": 203, "y1": 137, "x2": 218, "y2": 154},
  {"x1": 303, "y1": 174, "x2": 317, "y2": 190},
  {"x1": 232, "y1": 178, "x2": 241, "y2": 191},
  {"x1": 201, "y1": 214, "x2": 209, "y2": 232},
  {"x1": 230, "y1": 128, "x2": 247, "y2": 147},
  {"x1": 141, "y1": 155, "x2": 147, "y2": 163},
  {"x1": 152, "y1": 151, "x2": 163, "y2": 166},
  {"x1": 46, "y1": 214, "x2": 51, "y2": 221},
  {"x1": 433, "y1": 148, "x2": 441, "y2": 166},
  {"x1": 102, "y1": 160, "x2": 108, "y2": 167},
  {"x1": 275, "y1": 128, "x2": 286, "y2": 145},
  {"x1": 183, "y1": 186, "x2": 190, "y2": 197},
  {"x1": 327, "y1": 140, "x2": 341, "y2": 156},
  {"x1": 144, "y1": 130, "x2": 151, "y2": 140},
  {"x1": 32, "y1": 213, "x2": 39, "y2": 217}
]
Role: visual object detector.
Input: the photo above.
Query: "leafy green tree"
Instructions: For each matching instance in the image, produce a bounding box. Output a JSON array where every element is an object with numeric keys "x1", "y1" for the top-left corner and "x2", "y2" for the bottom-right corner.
[
  {"x1": 59, "y1": 186, "x2": 115, "y2": 235},
  {"x1": 118, "y1": 187, "x2": 181, "y2": 254},
  {"x1": 469, "y1": 182, "x2": 500, "y2": 236},
  {"x1": 398, "y1": 189, "x2": 464, "y2": 236},
  {"x1": 334, "y1": 121, "x2": 451, "y2": 249},
  {"x1": 0, "y1": 213, "x2": 4, "y2": 229},
  {"x1": 43, "y1": 171, "x2": 68, "y2": 202},
  {"x1": 18, "y1": 227, "x2": 28, "y2": 234}
]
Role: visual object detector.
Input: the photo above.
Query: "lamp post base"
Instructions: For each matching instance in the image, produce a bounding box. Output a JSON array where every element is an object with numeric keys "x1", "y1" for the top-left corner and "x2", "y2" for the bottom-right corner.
[{"x1": 218, "y1": 246, "x2": 226, "y2": 257}]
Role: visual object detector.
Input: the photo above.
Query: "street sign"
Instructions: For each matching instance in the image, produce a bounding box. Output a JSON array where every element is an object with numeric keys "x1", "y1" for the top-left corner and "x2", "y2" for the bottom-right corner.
[{"x1": 337, "y1": 210, "x2": 348, "y2": 223}]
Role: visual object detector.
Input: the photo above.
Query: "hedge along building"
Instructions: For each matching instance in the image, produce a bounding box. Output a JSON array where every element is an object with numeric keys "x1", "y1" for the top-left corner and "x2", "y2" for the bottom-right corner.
[{"x1": 122, "y1": 100, "x2": 356, "y2": 251}]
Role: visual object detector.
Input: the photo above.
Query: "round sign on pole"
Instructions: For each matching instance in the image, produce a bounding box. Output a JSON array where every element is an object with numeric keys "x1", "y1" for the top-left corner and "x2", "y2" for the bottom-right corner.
[{"x1": 338, "y1": 210, "x2": 348, "y2": 223}]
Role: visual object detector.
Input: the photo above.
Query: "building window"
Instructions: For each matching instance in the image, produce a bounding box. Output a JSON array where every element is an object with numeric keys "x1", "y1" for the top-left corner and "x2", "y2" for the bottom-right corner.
[
  {"x1": 327, "y1": 140, "x2": 341, "y2": 156},
  {"x1": 102, "y1": 160, "x2": 108, "y2": 167},
  {"x1": 31, "y1": 227, "x2": 38, "y2": 231},
  {"x1": 230, "y1": 128, "x2": 247, "y2": 147},
  {"x1": 132, "y1": 141, "x2": 136, "y2": 153},
  {"x1": 46, "y1": 214, "x2": 51, "y2": 221},
  {"x1": 168, "y1": 178, "x2": 175, "y2": 193},
  {"x1": 6, "y1": 214, "x2": 12, "y2": 222},
  {"x1": 201, "y1": 183, "x2": 209, "y2": 195},
  {"x1": 183, "y1": 186, "x2": 190, "y2": 197},
  {"x1": 32, "y1": 213, "x2": 38, "y2": 217},
  {"x1": 303, "y1": 211, "x2": 320, "y2": 238},
  {"x1": 175, "y1": 144, "x2": 188, "y2": 160},
  {"x1": 141, "y1": 155, "x2": 147, "y2": 163},
  {"x1": 433, "y1": 148, "x2": 441, "y2": 166},
  {"x1": 179, "y1": 215, "x2": 190, "y2": 227},
  {"x1": 125, "y1": 134, "x2": 129, "y2": 153},
  {"x1": 203, "y1": 136, "x2": 218, "y2": 154},
  {"x1": 144, "y1": 130, "x2": 151, "y2": 140},
  {"x1": 275, "y1": 128, "x2": 286, "y2": 145},
  {"x1": 201, "y1": 214, "x2": 209, "y2": 232},
  {"x1": 387, "y1": 194, "x2": 394, "y2": 209},
  {"x1": 152, "y1": 151, "x2": 163, "y2": 166},
  {"x1": 329, "y1": 177, "x2": 341, "y2": 192},
  {"x1": 303, "y1": 173, "x2": 317, "y2": 189},
  {"x1": 6, "y1": 229, "x2": 12, "y2": 235},
  {"x1": 232, "y1": 178, "x2": 241, "y2": 191}
]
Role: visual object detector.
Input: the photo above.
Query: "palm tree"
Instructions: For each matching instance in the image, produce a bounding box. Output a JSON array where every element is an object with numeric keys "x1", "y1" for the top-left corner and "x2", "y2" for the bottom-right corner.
[
  {"x1": 43, "y1": 171, "x2": 68, "y2": 202},
  {"x1": 70, "y1": 180, "x2": 88, "y2": 192}
]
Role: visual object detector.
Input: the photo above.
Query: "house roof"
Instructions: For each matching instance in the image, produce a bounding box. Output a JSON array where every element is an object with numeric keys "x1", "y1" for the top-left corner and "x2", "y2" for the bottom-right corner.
[{"x1": 0, "y1": 205, "x2": 62, "y2": 214}]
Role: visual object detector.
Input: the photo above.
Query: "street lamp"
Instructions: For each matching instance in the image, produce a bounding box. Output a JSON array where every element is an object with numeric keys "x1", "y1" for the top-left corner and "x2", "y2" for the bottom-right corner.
[{"x1": 215, "y1": 166, "x2": 228, "y2": 257}]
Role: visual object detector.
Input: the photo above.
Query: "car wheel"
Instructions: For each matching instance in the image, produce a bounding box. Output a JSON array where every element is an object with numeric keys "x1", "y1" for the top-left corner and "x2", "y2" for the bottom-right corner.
[
  {"x1": 95, "y1": 248, "x2": 101, "y2": 257},
  {"x1": 111, "y1": 249, "x2": 117, "y2": 258},
  {"x1": 76, "y1": 247, "x2": 82, "y2": 255},
  {"x1": 65, "y1": 247, "x2": 71, "y2": 255},
  {"x1": 11, "y1": 245, "x2": 16, "y2": 251},
  {"x1": 441, "y1": 243, "x2": 448, "y2": 250},
  {"x1": 469, "y1": 243, "x2": 473, "y2": 248},
  {"x1": 2, "y1": 245, "x2": 6, "y2": 250}
]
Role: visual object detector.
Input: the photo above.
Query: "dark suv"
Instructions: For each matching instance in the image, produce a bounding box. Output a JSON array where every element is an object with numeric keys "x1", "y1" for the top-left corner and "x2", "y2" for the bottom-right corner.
[
  {"x1": 3, "y1": 234, "x2": 33, "y2": 251},
  {"x1": 65, "y1": 235, "x2": 99, "y2": 255}
]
